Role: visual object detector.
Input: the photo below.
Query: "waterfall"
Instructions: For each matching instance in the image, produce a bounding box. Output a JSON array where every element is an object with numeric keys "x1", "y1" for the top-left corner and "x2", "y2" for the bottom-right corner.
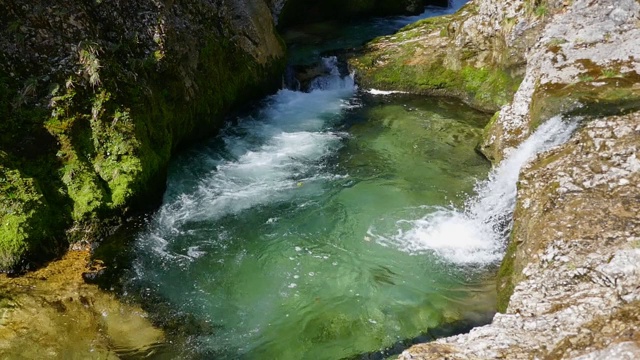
[{"x1": 370, "y1": 115, "x2": 579, "y2": 265}]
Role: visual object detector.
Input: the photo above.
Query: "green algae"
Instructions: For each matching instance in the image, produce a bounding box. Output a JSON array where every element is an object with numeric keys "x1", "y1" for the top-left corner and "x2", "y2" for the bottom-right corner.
[{"x1": 0, "y1": 33, "x2": 285, "y2": 270}]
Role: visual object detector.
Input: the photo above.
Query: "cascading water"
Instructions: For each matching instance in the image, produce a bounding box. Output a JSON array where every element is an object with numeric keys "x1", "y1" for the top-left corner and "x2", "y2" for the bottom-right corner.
[
  {"x1": 125, "y1": 55, "x2": 498, "y2": 359},
  {"x1": 370, "y1": 115, "x2": 579, "y2": 265}
]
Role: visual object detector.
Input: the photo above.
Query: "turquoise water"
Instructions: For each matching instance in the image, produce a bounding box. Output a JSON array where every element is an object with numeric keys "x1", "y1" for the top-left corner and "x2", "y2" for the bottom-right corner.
[{"x1": 123, "y1": 59, "x2": 498, "y2": 359}]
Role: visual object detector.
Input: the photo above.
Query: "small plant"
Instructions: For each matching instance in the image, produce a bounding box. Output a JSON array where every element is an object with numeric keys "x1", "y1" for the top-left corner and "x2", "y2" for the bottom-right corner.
[
  {"x1": 601, "y1": 68, "x2": 619, "y2": 78},
  {"x1": 534, "y1": 4, "x2": 548, "y2": 17},
  {"x1": 578, "y1": 74, "x2": 595, "y2": 82},
  {"x1": 77, "y1": 41, "x2": 102, "y2": 88}
]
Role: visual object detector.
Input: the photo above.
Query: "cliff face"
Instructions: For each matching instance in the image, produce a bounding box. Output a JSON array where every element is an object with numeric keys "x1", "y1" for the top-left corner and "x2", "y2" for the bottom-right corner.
[
  {"x1": 0, "y1": 0, "x2": 286, "y2": 270},
  {"x1": 350, "y1": 0, "x2": 640, "y2": 358}
]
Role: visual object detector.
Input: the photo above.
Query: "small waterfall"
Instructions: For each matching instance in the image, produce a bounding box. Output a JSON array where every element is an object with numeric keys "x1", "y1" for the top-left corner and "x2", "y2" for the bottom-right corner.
[{"x1": 370, "y1": 115, "x2": 579, "y2": 265}]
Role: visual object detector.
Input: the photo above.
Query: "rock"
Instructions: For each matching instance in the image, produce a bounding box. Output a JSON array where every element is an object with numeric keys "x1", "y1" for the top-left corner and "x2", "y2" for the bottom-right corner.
[
  {"x1": 400, "y1": 111, "x2": 640, "y2": 359},
  {"x1": 480, "y1": 0, "x2": 640, "y2": 162},
  {"x1": 0, "y1": 0, "x2": 286, "y2": 270},
  {"x1": 0, "y1": 250, "x2": 164, "y2": 358},
  {"x1": 348, "y1": 0, "x2": 555, "y2": 113}
]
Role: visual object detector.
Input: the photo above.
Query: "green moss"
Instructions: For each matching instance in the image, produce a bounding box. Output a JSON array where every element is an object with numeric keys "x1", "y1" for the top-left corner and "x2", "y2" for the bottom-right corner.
[
  {"x1": 0, "y1": 165, "x2": 53, "y2": 270},
  {"x1": 0, "y1": 29, "x2": 285, "y2": 269},
  {"x1": 496, "y1": 233, "x2": 518, "y2": 313},
  {"x1": 349, "y1": 13, "x2": 521, "y2": 112}
]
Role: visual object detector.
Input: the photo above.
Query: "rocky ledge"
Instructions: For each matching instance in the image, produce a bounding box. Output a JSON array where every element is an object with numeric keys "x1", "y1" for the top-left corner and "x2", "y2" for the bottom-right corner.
[
  {"x1": 350, "y1": 0, "x2": 640, "y2": 358},
  {"x1": 400, "y1": 111, "x2": 640, "y2": 359}
]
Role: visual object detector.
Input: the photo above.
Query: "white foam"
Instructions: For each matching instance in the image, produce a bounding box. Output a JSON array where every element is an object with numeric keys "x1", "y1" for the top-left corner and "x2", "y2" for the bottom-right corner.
[
  {"x1": 139, "y1": 57, "x2": 357, "y2": 258},
  {"x1": 372, "y1": 115, "x2": 579, "y2": 265},
  {"x1": 366, "y1": 89, "x2": 409, "y2": 95}
]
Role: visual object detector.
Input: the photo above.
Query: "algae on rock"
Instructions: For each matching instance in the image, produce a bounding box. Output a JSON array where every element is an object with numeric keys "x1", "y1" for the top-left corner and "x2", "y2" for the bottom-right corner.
[
  {"x1": 347, "y1": 0, "x2": 554, "y2": 113},
  {"x1": 0, "y1": 0, "x2": 286, "y2": 271}
]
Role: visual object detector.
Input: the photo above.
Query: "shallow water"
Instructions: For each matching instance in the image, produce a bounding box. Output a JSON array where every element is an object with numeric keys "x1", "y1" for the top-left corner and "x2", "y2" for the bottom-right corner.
[{"x1": 121, "y1": 56, "x2": 500, "y2": 359}]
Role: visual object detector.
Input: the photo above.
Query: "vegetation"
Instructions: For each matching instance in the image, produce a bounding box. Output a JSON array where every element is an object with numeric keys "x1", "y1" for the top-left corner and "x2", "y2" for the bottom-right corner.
[{"x1": 0, "y1": 6, "x2": 285, "y2": 271}]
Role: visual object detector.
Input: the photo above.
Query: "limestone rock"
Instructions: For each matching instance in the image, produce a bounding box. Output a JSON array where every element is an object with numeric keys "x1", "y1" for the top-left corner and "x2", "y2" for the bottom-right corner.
[{"x1": 400, "y1": 111, "x2": 640, "y2": 359}]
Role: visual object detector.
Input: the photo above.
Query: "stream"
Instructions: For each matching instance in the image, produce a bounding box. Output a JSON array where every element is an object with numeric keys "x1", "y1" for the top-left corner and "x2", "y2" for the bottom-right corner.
[{"x1": 106, "y1": 2, "x2": 578, "y2": 359}]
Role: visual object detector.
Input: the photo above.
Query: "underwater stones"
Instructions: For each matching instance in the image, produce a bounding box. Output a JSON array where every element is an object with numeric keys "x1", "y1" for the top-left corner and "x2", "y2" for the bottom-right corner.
[{"x1": 0, "y1": 250, "x2": 164, "y2": 358}]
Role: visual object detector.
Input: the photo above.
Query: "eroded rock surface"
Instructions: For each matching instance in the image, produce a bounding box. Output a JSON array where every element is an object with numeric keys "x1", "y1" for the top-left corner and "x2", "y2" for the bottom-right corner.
[
  {"x1": 399, "y1": 112, "x2": 640, "y2": 359},
  {"x1": 480, "y1": 0, "x2": 640, "y2": 162}
]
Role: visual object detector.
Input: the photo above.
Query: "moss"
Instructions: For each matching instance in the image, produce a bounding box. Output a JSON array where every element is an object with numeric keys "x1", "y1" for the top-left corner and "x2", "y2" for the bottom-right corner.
[
  {"x1": 0, "y1": 164, "x2": 53, "y2": 269},
  {"x1": 349, "y1": 14, "x2": 521, "y2": 112},
  {"x1": 496, "y1": 234, "x2": 518, "y2": 313},
  {"x1": 0, "y1": 27, "x2": 285, "y2": 270}
]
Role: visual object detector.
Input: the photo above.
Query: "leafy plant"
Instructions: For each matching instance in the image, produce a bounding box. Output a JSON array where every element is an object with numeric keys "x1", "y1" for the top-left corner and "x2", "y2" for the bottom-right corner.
[{"x1": 78, "y1": 41, "x2": 102, "y2": 88}]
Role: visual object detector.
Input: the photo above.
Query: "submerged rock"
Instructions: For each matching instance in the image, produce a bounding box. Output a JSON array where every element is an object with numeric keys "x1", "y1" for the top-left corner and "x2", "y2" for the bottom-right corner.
[{"x1": 0, "y1": 249, "x2": 164, "y2": 357}]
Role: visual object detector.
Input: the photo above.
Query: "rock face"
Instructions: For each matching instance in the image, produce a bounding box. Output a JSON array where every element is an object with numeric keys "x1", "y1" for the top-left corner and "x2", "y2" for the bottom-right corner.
[
  {"x1": 400, "y1": 111, "x2": 640, "y2": 359},
  {"x1": 348, "y1": 0, "x2": 559, "y2": 112},
  {"x1": 349, "y1": 0, "x2": 640, "y2": 358},
  {"x1": 480, "y1": 0, "x2": 640, "y2": 163},
  {"x1": 0, "y1": 0, "x2": 286, "y2": 270}
]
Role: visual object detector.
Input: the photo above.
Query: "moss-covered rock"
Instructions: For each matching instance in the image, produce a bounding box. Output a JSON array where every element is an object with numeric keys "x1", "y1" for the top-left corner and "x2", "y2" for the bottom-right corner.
[
  {"x1": 0, "y1": 0, "x2": 286, "y2": 271},
  {"x1": 0, "y1": 164, "x2": 53, "y2": 269},
  {"x1": 348, "y1": 0, "x2": 550, "y2": 112}
]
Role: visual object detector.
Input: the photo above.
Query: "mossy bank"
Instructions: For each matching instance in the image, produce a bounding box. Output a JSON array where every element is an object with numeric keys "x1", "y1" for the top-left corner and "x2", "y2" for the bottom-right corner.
[{"x1": 0, "y1": 0, "x2": 286, "y2": 271}]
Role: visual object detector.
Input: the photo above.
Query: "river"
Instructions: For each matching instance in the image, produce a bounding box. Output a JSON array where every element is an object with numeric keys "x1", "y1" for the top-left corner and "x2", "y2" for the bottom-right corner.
[{"x1": 105, "y1": 2, "x2": 578, "y2": 359}]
